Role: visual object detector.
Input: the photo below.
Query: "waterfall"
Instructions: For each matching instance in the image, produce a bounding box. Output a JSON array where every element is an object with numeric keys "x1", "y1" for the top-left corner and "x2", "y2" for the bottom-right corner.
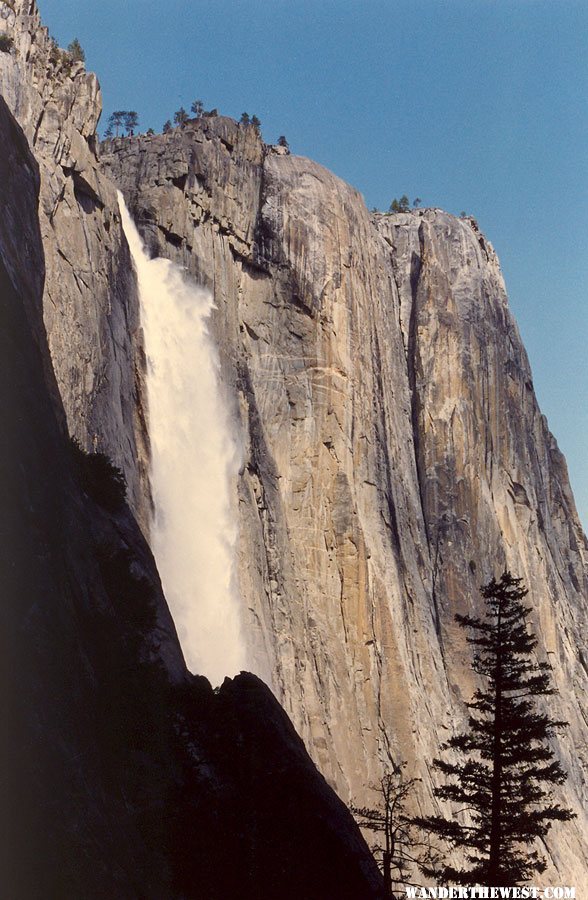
[{"x1": 118, "y1": 193, "x2": 247, "y2": 686}]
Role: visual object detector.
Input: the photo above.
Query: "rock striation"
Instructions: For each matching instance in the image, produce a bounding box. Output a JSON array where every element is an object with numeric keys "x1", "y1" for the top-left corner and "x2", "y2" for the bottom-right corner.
[{"x1": 104, "y1": 121, "x2": 588, "y2": 884}]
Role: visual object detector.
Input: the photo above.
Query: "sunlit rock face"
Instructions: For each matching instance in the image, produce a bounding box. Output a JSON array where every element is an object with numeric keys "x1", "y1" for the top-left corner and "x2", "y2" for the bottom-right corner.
[
  {"x1": 104, "y1": 123, "x2": 588, "y2": 884},
  {"x1": 0, "y1": 0, "x2": 149, "y2": 526}
]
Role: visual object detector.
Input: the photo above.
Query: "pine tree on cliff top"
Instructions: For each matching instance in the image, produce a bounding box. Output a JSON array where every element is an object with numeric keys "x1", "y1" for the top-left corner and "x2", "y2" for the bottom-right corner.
[{"x1": 415, "y1": 571, "x2": 574, "y2": 886}]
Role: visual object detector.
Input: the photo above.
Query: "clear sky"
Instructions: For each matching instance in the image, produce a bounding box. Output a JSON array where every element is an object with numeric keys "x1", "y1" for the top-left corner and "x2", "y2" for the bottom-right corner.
[{"x1": 39, "y1": 0, "x2": 588, "y2": 529}]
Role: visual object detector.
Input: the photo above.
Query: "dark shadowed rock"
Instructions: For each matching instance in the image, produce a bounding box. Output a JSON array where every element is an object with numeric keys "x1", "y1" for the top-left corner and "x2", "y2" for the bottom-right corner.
[{"x1": 205, "y1": 673, "x2": 383, "y2": 898}]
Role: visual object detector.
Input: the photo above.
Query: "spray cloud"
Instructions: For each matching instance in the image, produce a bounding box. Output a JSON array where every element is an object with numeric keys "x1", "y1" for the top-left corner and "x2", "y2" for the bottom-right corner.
[{"x1": 119, "y1": 193, "x2": 247, "y2": 686}]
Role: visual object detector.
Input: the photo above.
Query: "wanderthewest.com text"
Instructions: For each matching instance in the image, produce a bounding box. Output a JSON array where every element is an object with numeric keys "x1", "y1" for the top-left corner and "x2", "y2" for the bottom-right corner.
[{"x1": 405, "y1": 888, "x2": 575, "y2": 899}]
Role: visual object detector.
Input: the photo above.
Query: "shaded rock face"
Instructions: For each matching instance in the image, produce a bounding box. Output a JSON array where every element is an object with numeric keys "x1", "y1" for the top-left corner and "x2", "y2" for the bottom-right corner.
[
  {"x1": 0, "y1": 92, "x2": 382, "y2": 899},
  {"x1": 104, "y1": 124, "x2": 588, "y2": 882},
  {"x1": 0, "y1": 0, "x2": 149, "y2": 526}
]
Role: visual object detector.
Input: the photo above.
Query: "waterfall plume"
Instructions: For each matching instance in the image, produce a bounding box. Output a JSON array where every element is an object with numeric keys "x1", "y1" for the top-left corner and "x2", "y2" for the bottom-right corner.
[{"x1": 119, "y1": 192, "x2": 246, "y2": 686}]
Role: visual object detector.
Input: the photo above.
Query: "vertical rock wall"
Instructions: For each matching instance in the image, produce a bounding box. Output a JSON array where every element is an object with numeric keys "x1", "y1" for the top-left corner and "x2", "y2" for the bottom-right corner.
[
  {"x1": 103, "y1": 123, "x2": 588, "y2": 884},
  {"x1": 0, "y1": 0, "x2": 149, "y2": 525}
]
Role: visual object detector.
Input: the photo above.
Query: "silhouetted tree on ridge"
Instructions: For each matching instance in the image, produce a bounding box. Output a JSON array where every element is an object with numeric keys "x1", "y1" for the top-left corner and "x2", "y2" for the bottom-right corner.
[
  {"x1": 191, "y1": 99, "x2": 204, "y2": 118},
  {"x1": 123, "y1": 111, "x2": 139, "y2": 136},
  {"x1": 106, "y1": 110, "x2": 126, "y2": 137},
  {"x1": 174, "y1": 107, "x2": 189, "y2": 127},
  {"x1": 389, "y1": 195, "x2": 410, "y2": 213},
  {"x1": 67, "y1": 38, "x2": 85, "y2": 63}
]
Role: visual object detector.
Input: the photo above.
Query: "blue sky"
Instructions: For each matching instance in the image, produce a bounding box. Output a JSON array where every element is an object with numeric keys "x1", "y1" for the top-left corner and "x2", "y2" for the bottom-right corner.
[{"x1": 40, "y1": 0, "x2": 587, "y2": 528}]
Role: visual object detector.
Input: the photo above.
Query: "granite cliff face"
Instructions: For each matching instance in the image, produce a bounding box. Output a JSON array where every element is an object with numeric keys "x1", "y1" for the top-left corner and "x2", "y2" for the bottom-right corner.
[
  {"x1": 2, "y1": 0, "x2": 587, "y2": 889},
  {"x1": 0, "y1": 0, "x2": 149, "y2": 524},
  {"x1": 103, "y1": 121, "x2": 588, "y2": 881}
]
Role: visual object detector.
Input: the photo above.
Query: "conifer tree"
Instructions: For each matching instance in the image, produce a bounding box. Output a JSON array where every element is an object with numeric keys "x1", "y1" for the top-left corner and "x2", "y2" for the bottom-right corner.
[
  {"x1": 416, "y1": 572, "x2": 574, "y2": 886},
  {"x1": 191, "y1": 99, "x2": 204, "y2": 118},
  {"x1": 67, "y1": 38, "x2": 85, "y2": 63},
  {"x1": 108, "y1": 111, "x2": 125, "y2": 137},
  {"x1": 174, "y1": 107, "x2": 189, "y2": 127},
  {"x1": 389, "y1": 196, "x2": 410, "y2": 213},
  {"x1": 123, "y1": 111, "x2": 139, "y2": 136}
]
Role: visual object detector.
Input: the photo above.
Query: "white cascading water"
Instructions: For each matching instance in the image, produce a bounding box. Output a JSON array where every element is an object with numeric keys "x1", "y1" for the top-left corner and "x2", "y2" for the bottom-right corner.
[{"x1": 118, "y1": 193, "x2": 247, "y2": 686}]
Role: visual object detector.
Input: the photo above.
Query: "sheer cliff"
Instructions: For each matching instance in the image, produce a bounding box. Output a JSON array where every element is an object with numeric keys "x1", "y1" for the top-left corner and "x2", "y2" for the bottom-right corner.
[
  {"x1": 103, "y1": 122, "x2": 588, "y2": 882},
  {"x1": 0, "y1": 88, "x2": 382, "y2": 900},
  {"x1": 1, "y1": 0, "x2": 586, "y2": 890},
  {"x1": 0, "y1": 4, "x2": 384, "y2": 898},
  {"x1": 0, "y1": 0, "x2": 149, "y2": 525}
]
